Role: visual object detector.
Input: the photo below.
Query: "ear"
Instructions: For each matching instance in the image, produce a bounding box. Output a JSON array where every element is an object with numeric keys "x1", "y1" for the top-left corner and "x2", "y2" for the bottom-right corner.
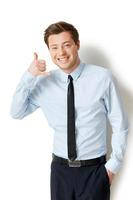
[{"x1": 76, "y1": 40, "x2": 80, "y2": 50}]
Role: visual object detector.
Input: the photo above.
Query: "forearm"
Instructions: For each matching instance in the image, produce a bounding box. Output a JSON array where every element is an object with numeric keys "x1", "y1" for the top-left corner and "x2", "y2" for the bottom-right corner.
[
  {"x1": 10, "y1": 71, "x2": 39, "y2": 119},
  {"x1": 105, "y1": 125, "x2": 129, "y2": 174}
]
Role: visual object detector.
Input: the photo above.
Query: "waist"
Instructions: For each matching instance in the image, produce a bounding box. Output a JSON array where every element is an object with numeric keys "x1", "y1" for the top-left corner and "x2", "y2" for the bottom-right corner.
[{"x1": 52, "y1": 153, "x2": 106, "y2": 167}]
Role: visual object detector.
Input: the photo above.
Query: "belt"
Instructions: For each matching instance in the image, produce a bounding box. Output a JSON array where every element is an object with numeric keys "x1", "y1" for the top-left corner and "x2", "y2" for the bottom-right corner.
[{"x1": 52, "y1": 153, "x2": 106, "y2": 167}]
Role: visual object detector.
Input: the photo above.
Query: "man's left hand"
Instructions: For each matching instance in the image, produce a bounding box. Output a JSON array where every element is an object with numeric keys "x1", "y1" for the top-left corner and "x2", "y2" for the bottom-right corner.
[{"x1": 107, "y1": 170, "x2": 115, "y2": 185}]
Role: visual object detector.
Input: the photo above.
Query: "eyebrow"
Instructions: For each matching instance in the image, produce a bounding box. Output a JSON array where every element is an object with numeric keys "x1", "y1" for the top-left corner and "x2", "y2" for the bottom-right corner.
[{"x1": 49, "y1": 41, "x2": 71, "y2": 47}]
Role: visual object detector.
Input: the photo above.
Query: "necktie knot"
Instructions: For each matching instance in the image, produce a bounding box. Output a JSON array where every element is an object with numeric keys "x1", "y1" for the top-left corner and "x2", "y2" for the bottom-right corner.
[{"x1": 68, "y1": 75, "x2": 73, "y2": 82}]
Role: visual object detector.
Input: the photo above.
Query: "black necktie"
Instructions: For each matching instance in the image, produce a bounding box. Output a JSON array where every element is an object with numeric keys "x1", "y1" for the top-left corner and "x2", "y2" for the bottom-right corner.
[{"x1": 67, "y1": 75, "x2": 77, "y2": 161}]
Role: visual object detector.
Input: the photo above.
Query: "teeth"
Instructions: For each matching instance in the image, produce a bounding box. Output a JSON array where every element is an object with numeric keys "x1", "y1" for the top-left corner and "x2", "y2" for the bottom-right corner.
[{"x1": 58, "y1": 57, "x2": 68, "y2": 61}]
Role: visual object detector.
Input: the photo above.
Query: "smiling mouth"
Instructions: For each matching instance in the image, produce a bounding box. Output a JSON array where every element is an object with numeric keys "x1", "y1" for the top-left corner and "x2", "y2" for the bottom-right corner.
[{"x1": 57, "y1": 57, "x2": 69, "y2": 62}]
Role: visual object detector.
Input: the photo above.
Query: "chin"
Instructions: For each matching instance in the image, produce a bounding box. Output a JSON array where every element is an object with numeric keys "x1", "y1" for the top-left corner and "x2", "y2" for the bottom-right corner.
[{"x1": 56, "y1": 63, "x2": 70, "y2": 69}]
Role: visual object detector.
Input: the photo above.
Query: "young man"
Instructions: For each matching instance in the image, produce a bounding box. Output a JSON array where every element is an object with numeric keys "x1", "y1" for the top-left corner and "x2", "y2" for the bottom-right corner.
[{"x1": 10, "y1": 21, "x2": 129, "y2": 200}]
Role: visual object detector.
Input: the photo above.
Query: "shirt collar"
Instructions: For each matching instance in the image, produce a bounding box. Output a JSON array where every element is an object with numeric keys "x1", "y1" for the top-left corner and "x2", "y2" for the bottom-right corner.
[{"x1": 58, "y1": 61, "x2": 85, "y2": 83}]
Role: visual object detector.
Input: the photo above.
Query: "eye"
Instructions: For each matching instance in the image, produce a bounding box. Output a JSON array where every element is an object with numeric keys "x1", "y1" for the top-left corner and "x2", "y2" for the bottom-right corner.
[
  {"x1": 50, "y1": 46, "x2": 58, "y2": 50},
  {"x1": 51, "y1": 47, "x2": 58, "y2": 50},
  {"x1": 64, "y1": 43, "x2": 71, "y2": 48}
]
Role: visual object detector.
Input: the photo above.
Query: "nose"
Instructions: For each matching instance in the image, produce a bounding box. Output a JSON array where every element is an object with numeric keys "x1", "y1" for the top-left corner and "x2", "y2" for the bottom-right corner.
[{"x1": 58, "y1": 47, "x2": 66, "y2": 56}]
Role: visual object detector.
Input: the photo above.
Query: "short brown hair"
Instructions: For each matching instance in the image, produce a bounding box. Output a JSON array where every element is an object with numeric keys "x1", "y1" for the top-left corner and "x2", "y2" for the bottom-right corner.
[{"x1": 44, "y1": 21, "x2": 79, "y2": 48}]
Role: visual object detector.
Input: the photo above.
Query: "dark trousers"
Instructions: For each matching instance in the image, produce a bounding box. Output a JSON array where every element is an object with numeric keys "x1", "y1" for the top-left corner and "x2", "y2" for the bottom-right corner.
[{"x1": 50, "y1": 160, "x2": 110, "y2": 200}]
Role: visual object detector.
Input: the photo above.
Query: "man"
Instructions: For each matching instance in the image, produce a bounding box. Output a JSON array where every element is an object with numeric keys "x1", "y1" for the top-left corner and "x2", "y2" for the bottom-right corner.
[{"x1": 10, "y1": 21, "x2": 129, "y2": 200}]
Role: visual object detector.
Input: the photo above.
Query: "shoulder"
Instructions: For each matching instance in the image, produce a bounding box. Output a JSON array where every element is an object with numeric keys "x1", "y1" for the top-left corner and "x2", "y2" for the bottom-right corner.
[
  {"x1": 83, "y1": 63, "x2": 108, "y2": 74},
  {"x1": 81, "y1": 63, "x2": 117, "y2": 89},
  {"x1": 83, "y1": 63, "x2": 112, "y2": 79}
]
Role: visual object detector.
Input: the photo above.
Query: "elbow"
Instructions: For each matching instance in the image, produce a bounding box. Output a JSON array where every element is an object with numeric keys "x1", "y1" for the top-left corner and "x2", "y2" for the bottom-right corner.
[
  {"x1": 10, "y1": 110, "x2": 24, "y2": 120},
  {"x1": 10, "y1": 114, "x2": 23, "y2": 120}
]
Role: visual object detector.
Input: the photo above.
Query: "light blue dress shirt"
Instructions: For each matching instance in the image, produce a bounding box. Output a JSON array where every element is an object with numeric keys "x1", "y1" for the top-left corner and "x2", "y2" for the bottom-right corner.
[{"x1": 10, "y1": 62, "x2": 129, "y2": 174}]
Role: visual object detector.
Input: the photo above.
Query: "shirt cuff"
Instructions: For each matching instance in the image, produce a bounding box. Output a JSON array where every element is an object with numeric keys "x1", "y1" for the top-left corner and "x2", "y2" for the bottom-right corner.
[{"x1": 105, "y1": 158, "x2": 122, "y2": 174}]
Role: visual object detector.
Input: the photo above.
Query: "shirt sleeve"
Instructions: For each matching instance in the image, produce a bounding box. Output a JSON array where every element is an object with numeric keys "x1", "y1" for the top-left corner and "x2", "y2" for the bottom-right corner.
[
  {"x1": 10, "y1": 71, "x2": 40, "y2": 119},
  {"x1": 103, "y1": 71, "x2": 129, "y2": 174}
]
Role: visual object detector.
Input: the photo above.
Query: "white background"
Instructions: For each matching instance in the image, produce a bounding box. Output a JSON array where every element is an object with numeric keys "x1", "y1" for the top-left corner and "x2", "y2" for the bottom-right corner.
[{"x1": 0, "y1": 0, "x2": 133, "y2": 199}]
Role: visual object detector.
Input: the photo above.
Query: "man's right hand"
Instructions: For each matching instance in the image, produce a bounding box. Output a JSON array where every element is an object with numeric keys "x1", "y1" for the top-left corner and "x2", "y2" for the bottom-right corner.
[{"x1": 28, "y1": 52, "x2": 50, "y2": 76}]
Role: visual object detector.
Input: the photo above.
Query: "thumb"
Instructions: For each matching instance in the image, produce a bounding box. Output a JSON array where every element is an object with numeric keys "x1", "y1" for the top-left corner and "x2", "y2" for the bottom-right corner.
[{"x1": 34, "y1": 52, "x2": 38, "y2": 61}]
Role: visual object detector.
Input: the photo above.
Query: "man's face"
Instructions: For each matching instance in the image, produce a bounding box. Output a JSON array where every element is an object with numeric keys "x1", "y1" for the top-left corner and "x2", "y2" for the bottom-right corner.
[{"x1": 48, "y1": 31, "x2": 80, "y2": 73}]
